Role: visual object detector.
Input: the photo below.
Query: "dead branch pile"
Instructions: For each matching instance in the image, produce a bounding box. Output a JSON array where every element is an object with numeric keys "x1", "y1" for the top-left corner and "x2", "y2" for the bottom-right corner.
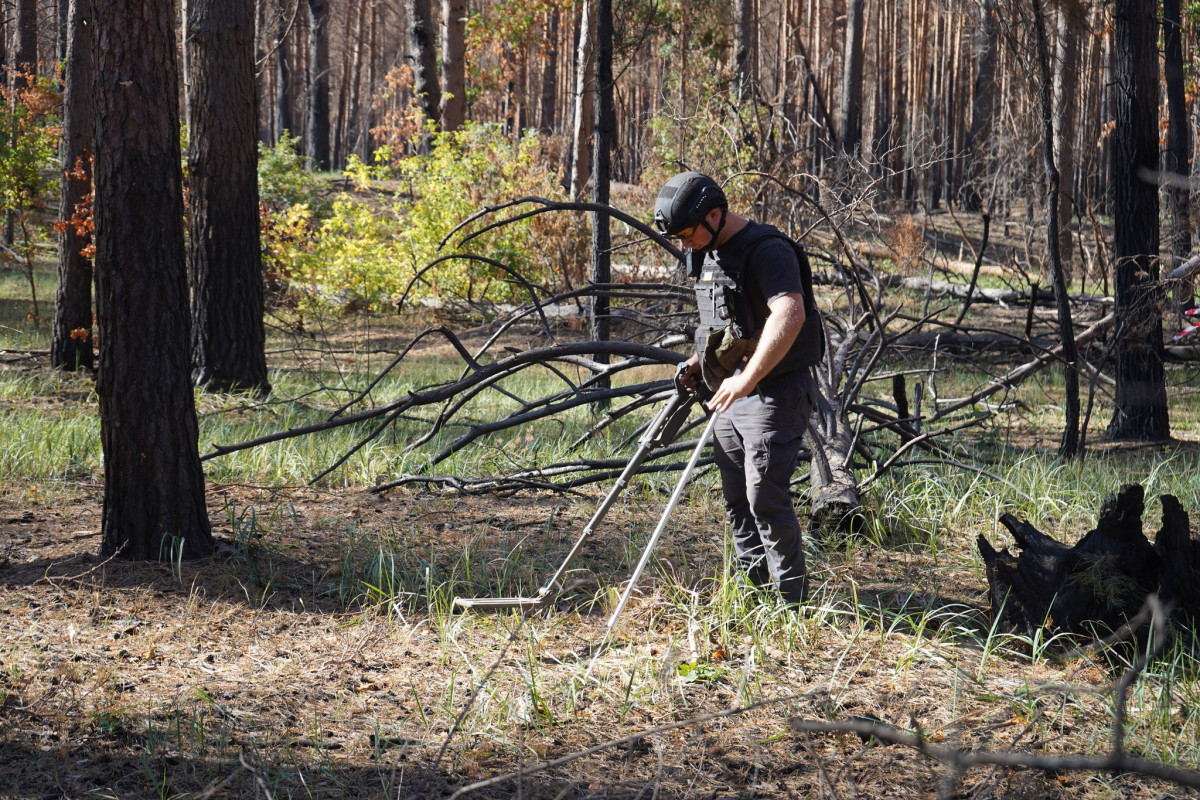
[{"x1": 207, "y1": 194, "x2": 1129, "y2": 534}]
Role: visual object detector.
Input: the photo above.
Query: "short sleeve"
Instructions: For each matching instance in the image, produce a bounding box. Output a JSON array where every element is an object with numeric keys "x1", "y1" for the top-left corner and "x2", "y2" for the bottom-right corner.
[{"x1": 746, "y1": 236, "x2": 804, "y2": 307}]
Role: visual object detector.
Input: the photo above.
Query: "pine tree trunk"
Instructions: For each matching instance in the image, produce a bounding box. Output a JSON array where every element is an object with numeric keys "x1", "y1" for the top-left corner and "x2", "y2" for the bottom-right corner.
[
  {"x1": 1163, "y1": 0, "x2": 1192, "y2": 309},
  {"x1": 440, "y1": 0, "x2": 467, "y2": 131},
  {"x1": 306, "y1": 0, "x2": 331, "y2": 169},
  {"x1": 568, "y1": 0, "x2": 594, "y2": 200},
  {"x1": 538, "y1": 6, "x2": 559, "y2": 134},
  {"x1": 275, "y1": 28, "x2": 292, "y2": 141},
  {"x1": 51, "y1": 0, "x2": 94, "y2": 373},
  {"x1": 732, "y1": 0, "x2": 754, "y2": 102},
  {"x1": 962, "y1": 0, "x2": 997, "y2": 211},
  {"x1": 1052, "y1": 1, "x2": 1084, "y2": 282},
  {"x1": 186, "y1": 0, "x2": 270, "y2": 396},
  {"x1": 590, "y1": 0, "x2": 613, "y2": 392},
  {"x1": 1032, "y1": 0, "x2": 1080, "y2": 457},
  {"x1": 1107, "y1": 0, "x2": 1169, "y2": 441},
  {"x1": 344, "y1": 0, "x2": 368, "y2": 154},
  {"x1": 838, "y1": 0, "x2": 865, "y2": 156},
  {"x1": 92, "y1": 0, "x2": 213, "y2": 561},
  {"x1": 14, "y1": 0, "x2": 36, "y2": 84},
  {"x1": 406, "y1": 0, "x2": 441, "y2": 132}
]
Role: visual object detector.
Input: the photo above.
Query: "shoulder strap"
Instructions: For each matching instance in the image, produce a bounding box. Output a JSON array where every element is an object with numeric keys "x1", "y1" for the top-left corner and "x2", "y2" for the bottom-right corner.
[{"x1": 738, "y1": 224, "x2": 818, "y2": 315}]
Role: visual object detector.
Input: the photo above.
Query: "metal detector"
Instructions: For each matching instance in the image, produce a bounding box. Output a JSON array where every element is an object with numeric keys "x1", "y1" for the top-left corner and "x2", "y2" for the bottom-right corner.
[{"x1": 453, "y1": 376, "x2": 707, "y2": 612}]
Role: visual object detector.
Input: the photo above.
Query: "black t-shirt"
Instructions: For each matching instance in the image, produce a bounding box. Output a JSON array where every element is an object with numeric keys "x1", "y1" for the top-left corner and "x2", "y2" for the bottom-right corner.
[{"x1": 694, "y1": 221, "x2": 810, "y2": 379}]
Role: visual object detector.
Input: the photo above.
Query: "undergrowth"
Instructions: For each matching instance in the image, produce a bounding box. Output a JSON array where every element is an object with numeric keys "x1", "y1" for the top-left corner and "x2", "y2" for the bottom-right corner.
[{"x1": 4, "y1": 265, "x2": 1200, "y2": 797}]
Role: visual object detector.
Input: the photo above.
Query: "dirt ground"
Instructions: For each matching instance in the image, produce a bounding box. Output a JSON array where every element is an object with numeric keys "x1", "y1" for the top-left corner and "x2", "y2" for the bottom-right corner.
[{"x1": 0, "y1": 472, "x2": 1193, "y2": 800}]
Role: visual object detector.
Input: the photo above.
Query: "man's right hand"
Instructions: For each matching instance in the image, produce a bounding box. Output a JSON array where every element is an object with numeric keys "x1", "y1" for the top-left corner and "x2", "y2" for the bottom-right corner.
[{"x1": 675, "y1": 355, "x2": 701, "y2": 391}]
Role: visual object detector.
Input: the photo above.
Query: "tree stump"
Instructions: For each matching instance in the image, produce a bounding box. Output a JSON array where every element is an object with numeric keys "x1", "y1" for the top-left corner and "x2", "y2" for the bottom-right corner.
[{"x1": 977, "y1": 484, "x2": 1200, "y2": 640}]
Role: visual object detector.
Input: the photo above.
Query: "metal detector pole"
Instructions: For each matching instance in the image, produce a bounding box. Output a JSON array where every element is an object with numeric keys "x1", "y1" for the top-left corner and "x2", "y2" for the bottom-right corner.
[
  {"x1": 603, "y1": 408, "x2": 720, "y2": 637},
  {"x1": 532, "y1": 396, "x2": 686, "y2": 599},
  {"x1": 453, "y1": 379, "x2": 702, "y2": 611}
]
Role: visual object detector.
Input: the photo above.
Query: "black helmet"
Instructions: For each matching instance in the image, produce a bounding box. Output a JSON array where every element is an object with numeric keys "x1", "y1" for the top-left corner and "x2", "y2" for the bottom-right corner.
[{"x1": 654, "y1": 171, "x2": 727, "y2": 236}]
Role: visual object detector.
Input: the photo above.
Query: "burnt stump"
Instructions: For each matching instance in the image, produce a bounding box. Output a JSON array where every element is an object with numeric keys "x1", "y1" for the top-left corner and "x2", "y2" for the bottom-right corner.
[{"x1": 977, "y1": 484, "x2": 1200, "y2": 640}]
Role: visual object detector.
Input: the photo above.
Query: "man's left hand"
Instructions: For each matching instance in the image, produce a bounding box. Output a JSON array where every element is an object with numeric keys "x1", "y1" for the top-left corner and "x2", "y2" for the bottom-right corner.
[{"x1": 706, "y1": 372, "x2": 757, "y2": 413}]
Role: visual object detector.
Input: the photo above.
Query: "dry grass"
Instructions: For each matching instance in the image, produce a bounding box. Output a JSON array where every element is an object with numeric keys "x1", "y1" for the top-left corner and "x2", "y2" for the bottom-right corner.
[
  {"x1": 4, "y1": 259, "x2": 1200, "y2": 798},
  {"x1": 0, "y1": 469, "x2": 1193, "y2": 799}
]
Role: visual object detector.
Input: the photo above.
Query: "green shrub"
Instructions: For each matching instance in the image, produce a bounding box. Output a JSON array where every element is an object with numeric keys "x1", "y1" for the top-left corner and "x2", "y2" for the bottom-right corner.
[
  {"x1": 266, "y1": 122, "x2": 574, "y2": 313},
  {"x1": 258, "y1": 132, "x2": 331, "y2": 215}
]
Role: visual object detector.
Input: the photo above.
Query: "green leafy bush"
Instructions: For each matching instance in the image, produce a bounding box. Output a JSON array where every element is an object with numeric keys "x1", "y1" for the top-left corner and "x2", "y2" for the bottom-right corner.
[
  {"x1": 258, "y1": 132, "x2": 332, "y2": 215},
  {"x1": 0, "y1": 74, "x2": 62, "y2": 322},
  {"x1": 263, "y1": 122, "x2": 575, "y2": 313}
]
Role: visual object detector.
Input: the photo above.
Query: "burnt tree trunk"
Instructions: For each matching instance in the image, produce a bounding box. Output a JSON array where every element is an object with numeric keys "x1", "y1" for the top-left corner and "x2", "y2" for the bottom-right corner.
[
  {"x1": 838, "y1": 0, "x2": 865, "y2": 156},
  {"x1": 1163, "y1": 0, "x2": 1192, "y2": 310},
  {"x1": 1107, "y1": 0, "x2": 1169, "y2": 441},
  {"x1": 978, "y1": 484, "x2": 1200, "y2": 640},
  {"x1": 92, "y1": 0, "x2": 213, "y2": 560},
  {"x1": 51, "y1": 0, "x2": 94, "y2": 372},
  {"x1": 274, "y1": 30, "x2": 292, "y2": 141},
  {"x1": 406, "y1": 0, "x2": 441, "y2": 132},
  {"x1": 305, "y1": 0, "x2": 331, "y2": 169},
  {"x1": 1031, "y1": 0, "x2": 1080, "y2": 456},
  {"x1": 14, "y1": 0, "x2": 36, "y2": 83},
  {"x1": 589, "y1": 0, "x2": 613, "y2": 395},
  {"x1": 439, "y1": 0, "x2": 466, "y2": 131},
  {"x1": 186, "y1": 0, "x2": 270, "y2": 395}
]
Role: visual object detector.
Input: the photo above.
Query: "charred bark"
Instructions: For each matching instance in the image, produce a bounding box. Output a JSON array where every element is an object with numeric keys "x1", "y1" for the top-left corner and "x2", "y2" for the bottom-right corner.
[
  {"x1": 92, "y1": 0, "x2": 213, "y2": 560},
  {"x1": 978, "y1": 484, "x2": 1200, "y2": 640},
  {"x1": 51, "y1": 0, "x2": 94, "y2": 372},
  {"x1": 186, "y1": 0, "x2": 270, "y2": 396}
]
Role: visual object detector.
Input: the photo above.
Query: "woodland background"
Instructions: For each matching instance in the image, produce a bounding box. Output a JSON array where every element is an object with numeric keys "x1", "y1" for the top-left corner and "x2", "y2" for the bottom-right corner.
[{"x1": 3, "y1": 0, "x2": 1200, "y2": 798}]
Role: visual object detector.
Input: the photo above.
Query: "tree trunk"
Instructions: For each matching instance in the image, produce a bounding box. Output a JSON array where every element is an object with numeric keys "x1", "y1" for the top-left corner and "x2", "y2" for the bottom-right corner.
[
  {"x1": 838, "y1": 0, "x2": 865, "y2": 156},
  {"x1": 1031, "y1": 0, "x2": 1079, "y2": 457},
  {"x1": 732, "y1": 0, "x2": 754, "y2": 102},
  {"x1": 364, "y1": 0, "x2": 377, "y2": 161},
  {"x1": 332, "y1": 0, "x2": 354, "y2": 168},
  {"x1": 1051, "y1": 0, "x2": 1084, "y2": 282},
  {"x1": 92, "y1": 0, "x2": 213, "y2": 561},
  {"x1": 440, "y1": 0, "x2": 466, "y2": 131},
  {"x1": 14, "y1": 0, "x2": 36, "y2": 84},
  {"x1": 0, "y1": 4, "x2": 7, "y2": 90},
  {"x1": 274, "y1": 26, "x2": 292, "y2": 140},
  {"x1": 306, "y1": 0, "x2": 331, "y2": 169},
  {"x1": 51, "y1": 0, "x2": 94, "y2": 373},
  {"x1": 56, "y1": 0, "x2": 68, "y2": 66},
  {"x1": 568, "y1": 0, "x2": 594, "y2": 200},
  {"x1": 1163, "y1": 0, "x2": 1192, "y2": 310},
  {"x1": 406, "y1": 0, "x2": 441, "y2": 132},
  {"x1": 344, "y1": 0, "x2": 368, "y2": 156},
  {"x1": 1107, "y1": 0, "x2": 1169, "y2": 441},
  {"x1": 590, "y1": 0, "x2": 613, "y2": 393},
  {"x1": 978, "y1": 484, "x2": 1200, "y2": 639},
  {"x1": 538, "y1": 6, "x2": 559, "y2": 134},
  {"x1": 186, "y1": 0, "x2": 271, "y2": 396},
  {"x1": 962, "y1": 0, "x2": 997, "y2": 211}
]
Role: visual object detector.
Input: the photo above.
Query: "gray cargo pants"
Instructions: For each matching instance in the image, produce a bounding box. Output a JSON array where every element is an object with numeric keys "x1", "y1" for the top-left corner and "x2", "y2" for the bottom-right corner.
[{"x1": 712, "y1": 368, "x2": 817, "y2": 603}]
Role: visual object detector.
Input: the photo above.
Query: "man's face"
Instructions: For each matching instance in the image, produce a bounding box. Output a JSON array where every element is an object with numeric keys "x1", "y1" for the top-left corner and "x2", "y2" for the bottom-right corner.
[{"x1": 676, "y1": 208, "x2": 721, "y2": 251}]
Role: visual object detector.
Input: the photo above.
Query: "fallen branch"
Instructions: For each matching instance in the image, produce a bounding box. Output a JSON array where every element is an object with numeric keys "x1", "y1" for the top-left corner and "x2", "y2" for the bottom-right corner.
[{"x1": 925, "y1": 312, "x2": 1114, "y2": 426}]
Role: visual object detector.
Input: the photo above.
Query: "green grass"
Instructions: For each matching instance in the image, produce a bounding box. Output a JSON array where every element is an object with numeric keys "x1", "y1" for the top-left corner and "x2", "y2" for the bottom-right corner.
[{"x1": 8, "y1": 246, "x2": 1200, "y2": 797}]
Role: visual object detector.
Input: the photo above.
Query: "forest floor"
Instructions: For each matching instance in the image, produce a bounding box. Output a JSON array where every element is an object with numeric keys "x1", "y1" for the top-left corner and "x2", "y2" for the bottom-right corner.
[
  {"x1": 3, "y1": 215, "x2": 1200, "y2": 798},
  {"x1": 2, "y1": 339, "x2": 1198, "y2": 800},
  {"x1": 0, "y1": 472, "x2": 1141, "y2": 800}
]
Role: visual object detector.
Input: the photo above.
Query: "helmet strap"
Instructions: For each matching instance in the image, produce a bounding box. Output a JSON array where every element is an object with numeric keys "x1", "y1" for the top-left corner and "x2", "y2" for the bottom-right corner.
[{"x1": 696, "y1": 208, "x2": 727, "y2": 253}]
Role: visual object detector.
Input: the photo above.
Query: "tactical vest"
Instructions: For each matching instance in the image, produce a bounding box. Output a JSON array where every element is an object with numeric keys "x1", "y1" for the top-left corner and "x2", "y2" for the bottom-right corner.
[{"x1": 692, "y1": 224, "x2": 824, "y2": 378}]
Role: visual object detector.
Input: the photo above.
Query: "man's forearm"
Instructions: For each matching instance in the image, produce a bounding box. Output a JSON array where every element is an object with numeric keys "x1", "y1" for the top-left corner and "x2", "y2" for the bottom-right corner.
[{"x1": 740, "y1": 294, "x2": 805, "y2": 386}]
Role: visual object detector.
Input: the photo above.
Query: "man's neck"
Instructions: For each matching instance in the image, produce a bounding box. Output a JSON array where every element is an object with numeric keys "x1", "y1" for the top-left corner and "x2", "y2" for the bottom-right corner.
[{"x1": 713, "y1": 213, "x2": 749, "y2": 248}]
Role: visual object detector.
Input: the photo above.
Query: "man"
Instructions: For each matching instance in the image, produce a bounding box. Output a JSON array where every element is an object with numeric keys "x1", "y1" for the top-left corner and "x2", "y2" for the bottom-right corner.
[{"x1": 654, "y1": 171, "x2": 822, "y2": 604}]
